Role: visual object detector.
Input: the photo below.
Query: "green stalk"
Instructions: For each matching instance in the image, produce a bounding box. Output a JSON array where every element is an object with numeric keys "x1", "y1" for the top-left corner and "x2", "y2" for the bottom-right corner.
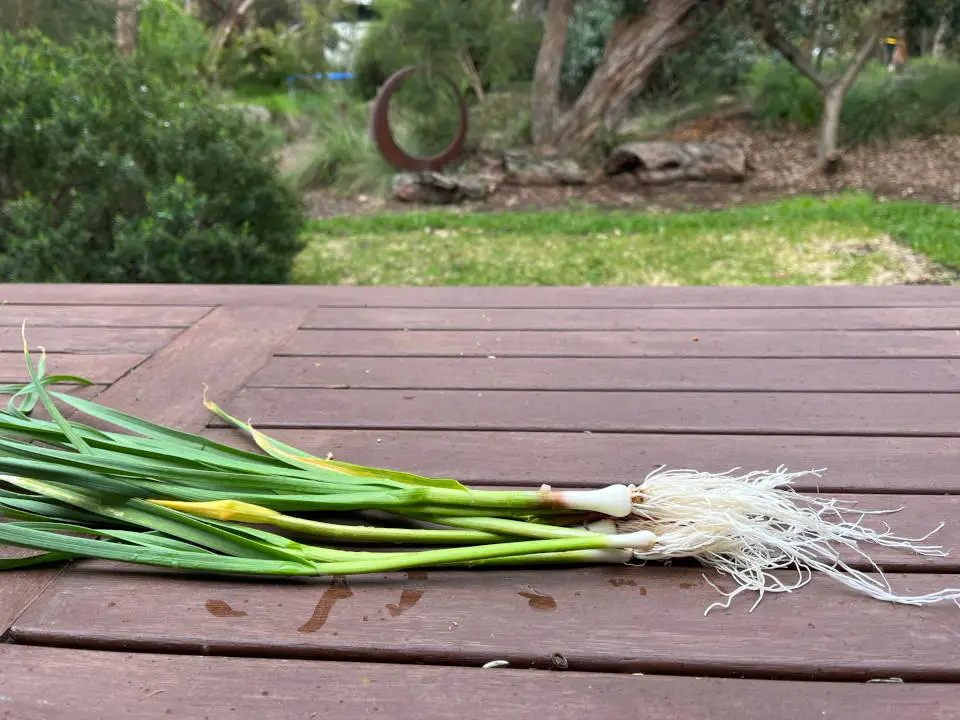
[
  {"x1": 151, "y1": 498, "x2": 514, "y2": 546},
  {"x1": 5, "y1": 476, "x2": 316, "y2": 567},
  {"x1": 312, "y1": 532, "x2": 653, "y2": 575},
  {"x1": 0, "y1": 522, "x2": 320, "y2": 576},
  {"x1": 399, "y1": 513, "x2": 601, "y2": 540},
  {"x1": 438, "y1": 548, "x2": 634, "y2": 568}
]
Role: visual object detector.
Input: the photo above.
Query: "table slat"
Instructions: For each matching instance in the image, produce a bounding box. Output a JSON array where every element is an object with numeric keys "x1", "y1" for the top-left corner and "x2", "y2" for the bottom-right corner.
[
  {"x1": 249, "y1": 356, "x2": 960, "y2": 392},
  {"x1": 201, "y1": 429, "x2": 960, "y2": 492},
  {"x1": 0, "y1": 327, "x2": 183, "y2": 355},
  {"x1": 0, "y1": 305, "x2": 210, "y2": 328},
  {"x1": 215, "y1": 388, "x2": 960, "y2": 435},
  {"x1": 12, "y1": 565, "x2": 960, "y2": 681},
  {"x1": 7, "y1": 284, "x2": 960, "y2": 307},
  {"x1": 0, "y1": 353, "x2": 146, "y2": 385},
  {"x1": 281, "y1": 329, "x2": 960, "y2": 358},
  {"x1": 303, "y1": 307, "x2": 960, "y2": 331},
  {"x1": 2, "y1": 645, "x2": 954, "y2": 720}
]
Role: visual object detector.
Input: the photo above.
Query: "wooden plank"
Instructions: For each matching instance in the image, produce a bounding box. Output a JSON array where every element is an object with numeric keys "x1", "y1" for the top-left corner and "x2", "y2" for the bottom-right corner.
[
  {"x1": 79, "y1": 304, "x2": 311, "y2": 431},
  {"x1": 2, "y1": 646, "x2": 955, "y2": 720},
  {"x1": 302, "y1": 307, "x2": 960, "y2": 331},
  {"x1": 280, "y1": 329, "x2": 960, "y2": 358},
  {"x1": 12, "y1": 563, "x2": 960, "y2": 681},
  {"x1": 0, "y1": 352, "x2": 146, "y2": 384},
  {"x1": 0, "y1": 305, "x2": 209, "y2": 328},
  {"x1": 6, "y1": 283, "x2": 960, "y2": 307},
  {"x1": 248, "y1": 356, "x2": 960, "y2": 393},
  {"x1": 214, "y1": 388, "x2": 960, "y2": 436},
  {"x1": 200, "y1": 429, "x2": 960, "y2": 493},
  {"x1": 0, "y1": 327, "x2": 183, "y2": 355},
  {"x1": 0, "y1": 547, "x2": 61, "y2": 637}
]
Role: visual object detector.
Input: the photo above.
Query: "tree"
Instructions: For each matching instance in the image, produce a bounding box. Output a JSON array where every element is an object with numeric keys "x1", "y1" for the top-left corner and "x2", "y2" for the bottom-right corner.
[
  {"x1": 205, "y1": 0, "x2": 257, "y2": 71},
  {"x1": 531, "y1": 0, "x2": 573, "y2": 148},
  {"x1": 116, "y1": 0, "x2": 139, "y2": 55},
  {"x1": 531, "y1": 0, "x2": 726, "y2": 155},
  {"x1": 747, "y1": 0, "x2": 905, "y2": 172}
]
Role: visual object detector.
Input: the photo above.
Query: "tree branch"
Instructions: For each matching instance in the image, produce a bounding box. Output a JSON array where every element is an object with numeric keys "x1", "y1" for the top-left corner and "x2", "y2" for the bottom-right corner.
[
  {"x1": 837, "y1": 3, "x2": 904, "y2": 92},
  {"x1": 748, "y1": 0, "x2": 826, "y2": 92}
]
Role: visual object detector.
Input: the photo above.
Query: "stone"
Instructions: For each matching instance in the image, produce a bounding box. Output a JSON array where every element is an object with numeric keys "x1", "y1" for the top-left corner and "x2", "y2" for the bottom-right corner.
[
  {"x1": 604, "y1": 139, "x2": 748, "y2": 184},
  {"x1": 501, "y1": 149, "x2": 587, "y2": 186},
  {"x1": 392, "y1": 172, "x2": 493, "y2": 204}
]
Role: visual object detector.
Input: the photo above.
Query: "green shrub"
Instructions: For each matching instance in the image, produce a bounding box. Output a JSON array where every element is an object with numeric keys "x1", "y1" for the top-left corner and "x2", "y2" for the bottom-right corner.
[
  {"x1": 215, "y1": 2, "x2": 338, "y2": 90},
  {"x1": 138, "y1": 0, "x2": 209, "y2": 83},
  {"x1": 0, "y1": 31, "x2": 305, "y2": 284},
  {"x1": 745, "y1": 56, "x2": 960, "y2": 146}
]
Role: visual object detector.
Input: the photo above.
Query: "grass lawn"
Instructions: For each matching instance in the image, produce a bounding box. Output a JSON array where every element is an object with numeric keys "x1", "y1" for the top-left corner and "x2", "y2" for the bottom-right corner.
[{"x1": 293, "y1": 193, "x2": 960, "y2": 286}]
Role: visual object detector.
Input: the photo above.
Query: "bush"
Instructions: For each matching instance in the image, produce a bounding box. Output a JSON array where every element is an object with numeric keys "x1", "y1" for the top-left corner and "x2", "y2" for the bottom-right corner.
[
  {"x1": 745, "y1": 56, "x2": 960, "y2": 146},
  {"x1": 138, "y1": 0, "x2": 209, "y2": 83},
  {"x1": 0, "y1": 31, "x2": 305, "y2": 284}
]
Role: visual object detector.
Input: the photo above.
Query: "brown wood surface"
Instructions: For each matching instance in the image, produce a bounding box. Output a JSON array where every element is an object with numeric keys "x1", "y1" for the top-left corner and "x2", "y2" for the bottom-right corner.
[
  {"x1": 201, "y1": 428, "x2": 960, "y2": 492},
  {"x1": 249, "y1": 356, "x2": 960, "y2": 392},
  {"x1": 5, "y1": 283, "x2": 960, "y2": 307},
  {"x1": 3, "y1": 286, "x2": 960, "y2": 709},
  {"x1": 0, "y1": 547, "x2": 61, "y2": 637},
  {"x1": 0, "y1": 326, "x2": 183, "y2": 354},
  {"x1": 83, "y1": 305, "x2": 309, "y2": 431},
  {"x1": 302, "y1": 306, "x2": 960, "y2": 331},
  {"x1": 0, "y1": 352, "x2": 146, "y2": 384},
  {"x1": 281, "y1": 329, "x2": 960, "y2": 358},
  {"x1": 215, "y1": 387, "x2": 960, "y2": 435},
  {"x1": 12, "y1": 563, "x2": 960, "y2": 681},
  {"x1": 3, "y1": 646, "x2": 956, "y2": 720},
  {"x1": 0, "y1": 304, "x2": 209, "y2": 328}
]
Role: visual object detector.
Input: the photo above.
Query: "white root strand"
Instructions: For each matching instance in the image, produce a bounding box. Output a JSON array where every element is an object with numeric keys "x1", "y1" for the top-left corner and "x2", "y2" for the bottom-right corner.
[{"x1": 619, "y1": 465, "x2": 960, "y2": 615}]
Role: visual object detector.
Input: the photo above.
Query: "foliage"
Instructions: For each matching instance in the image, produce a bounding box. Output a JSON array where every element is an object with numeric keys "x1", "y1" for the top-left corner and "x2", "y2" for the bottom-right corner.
[
  {"x1": 293, "y1": 194, "x2": 960, "y2": 286},
  {"x1": 0, "y1": 0, "x2": 114, "y2": 44},
  {"x1": 215, "y1": 1, "x2": 340, "y2": 89},
  {"x1": 138, "y1": 0, "x2": 210, "y2": 82},
  {"x1": 0, "y1": 31, "x2": 305, "y2": 284},
  {"x1": 280, "y1": 88, "x2": 396, "y2": 195},
  {"x1": 745, "y1": 55, "x2": 960, "y2": 145}
]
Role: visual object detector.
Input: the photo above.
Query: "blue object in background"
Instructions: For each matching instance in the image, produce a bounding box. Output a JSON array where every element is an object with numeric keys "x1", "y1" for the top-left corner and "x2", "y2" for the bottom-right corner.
[{"x1": 286, "y1": 72, "x2": 354, "y2": 98}]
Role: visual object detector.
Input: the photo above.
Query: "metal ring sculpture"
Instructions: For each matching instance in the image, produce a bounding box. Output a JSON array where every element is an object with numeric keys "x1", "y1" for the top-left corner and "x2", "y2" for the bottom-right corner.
[{"x1": 369, "y1": 66, "x2": 468, "y2": 172}]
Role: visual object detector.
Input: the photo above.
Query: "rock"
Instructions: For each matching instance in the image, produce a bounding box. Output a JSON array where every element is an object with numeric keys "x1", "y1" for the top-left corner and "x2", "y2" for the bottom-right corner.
[
  {"x1": 501, "y1": 149, "x2": 587, "y2": 186},
  {"x1": 604, "y1": 139, "x2": 747, "y2": 184},
  {"x1": 392, "y1": 172, "x2": 494, "y2": 204},
  {"x1": 224, "y1": 103, "x2": 273, "y2": 124}
]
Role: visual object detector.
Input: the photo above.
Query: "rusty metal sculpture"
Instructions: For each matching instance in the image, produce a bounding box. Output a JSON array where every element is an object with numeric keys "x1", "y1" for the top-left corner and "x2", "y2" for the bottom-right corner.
[{"x1": 369, "y1": 66, "x2": 468, "y2": 172}]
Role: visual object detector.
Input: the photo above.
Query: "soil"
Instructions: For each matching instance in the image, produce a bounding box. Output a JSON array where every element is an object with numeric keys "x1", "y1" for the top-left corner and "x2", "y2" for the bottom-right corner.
[{"x1": 302, "y1": 116, "x2": 960, "y2": 218}]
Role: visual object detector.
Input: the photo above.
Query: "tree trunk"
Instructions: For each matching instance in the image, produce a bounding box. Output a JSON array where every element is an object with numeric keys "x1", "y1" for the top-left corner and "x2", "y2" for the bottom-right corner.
[
  {"x1": 116, "y1": 0, "x2": 138, "y2": 56},
  {"x1": 749, "y1": 0, "x2": 904, "y2": 172},
  {"x1": 205, "y1": 0, "x2": 256, "y2": 73},
  {"x1": 932, "y1": 11, "x2": 950, "y2": 58},
  {"x1": 819, "y1": 85, "x2": 844, "y2": 171},
  {"x1": 531, "y1": 0, "x2": 574, "y2": 152},
  {"x1": 551, "y1": 0, "x2": 720, "y2": 155}
]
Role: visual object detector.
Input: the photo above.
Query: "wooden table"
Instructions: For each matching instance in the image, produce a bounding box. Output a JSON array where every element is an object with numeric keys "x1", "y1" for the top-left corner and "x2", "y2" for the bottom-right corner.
[{"x1": 1, "y1": 284, "x2": 959, "y2": 719}]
